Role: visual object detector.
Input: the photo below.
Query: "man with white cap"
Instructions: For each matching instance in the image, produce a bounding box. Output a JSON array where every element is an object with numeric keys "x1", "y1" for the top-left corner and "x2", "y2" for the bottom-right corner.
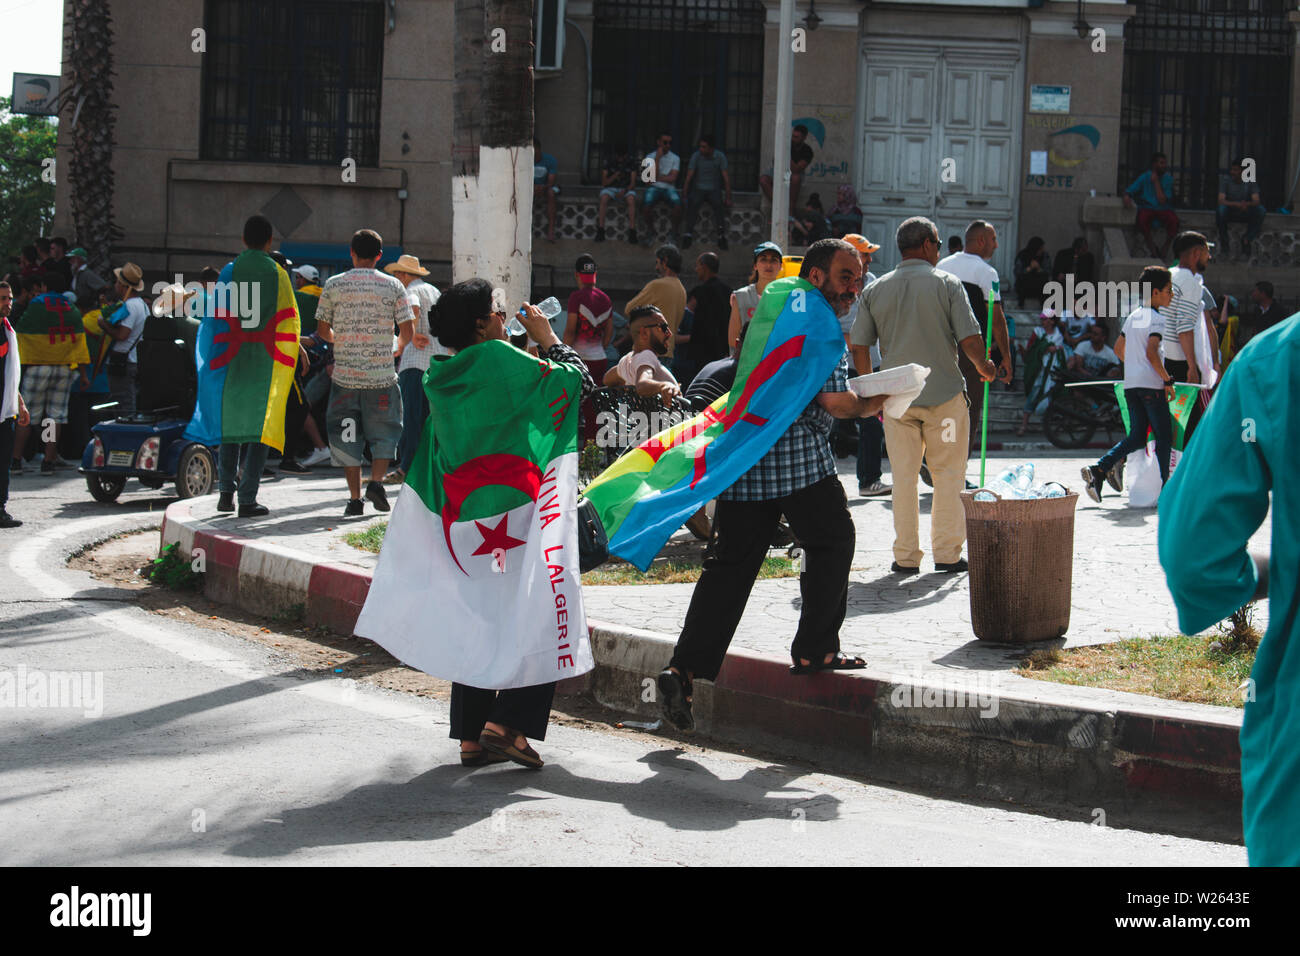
[
  {"x1": 291, "y1": 264, "x2": 322, "y2": 334},
  {"x1": 99, "y1": 262, "x2": 149, "y2": 415},
  {"x1": 382, "y1": 254, "x2": 443, "y2": 484}
]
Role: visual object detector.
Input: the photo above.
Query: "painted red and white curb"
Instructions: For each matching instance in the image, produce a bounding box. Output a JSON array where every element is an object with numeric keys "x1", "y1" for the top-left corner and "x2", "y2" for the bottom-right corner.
[{"x1": 159, "y1": 498, "x2": 1244, "y2": 838}]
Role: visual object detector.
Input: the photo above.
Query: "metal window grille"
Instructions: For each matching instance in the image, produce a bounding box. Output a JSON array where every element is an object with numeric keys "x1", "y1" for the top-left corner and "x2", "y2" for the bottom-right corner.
[
  {"x1": 201, "y1": 0, "x2": 384, "y2": 166},
  {"x1": 589, "y1": 0, "x2": 765, "y2": 189},
  {"x1": 1119, "y1": 0, "x2": 1293, "y2": 209}
]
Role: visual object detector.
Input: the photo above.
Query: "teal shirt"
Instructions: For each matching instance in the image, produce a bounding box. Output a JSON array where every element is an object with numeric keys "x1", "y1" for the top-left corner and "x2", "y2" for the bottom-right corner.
[{"x1": 1158, "y1": 312, "x2": 1300, "y2": 865}]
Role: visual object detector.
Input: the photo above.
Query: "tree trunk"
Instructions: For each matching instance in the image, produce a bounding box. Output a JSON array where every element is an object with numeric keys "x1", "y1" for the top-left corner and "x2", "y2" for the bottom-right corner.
[
  {"x1": 452, "y1": 0, "x2": 485, "y2": 284},
  {"x1": 63, "y1": 0, "x2": 121, "y2": 276},
  {"x1": 477, "y1": 0, "x2": 534, "y2": 312}
]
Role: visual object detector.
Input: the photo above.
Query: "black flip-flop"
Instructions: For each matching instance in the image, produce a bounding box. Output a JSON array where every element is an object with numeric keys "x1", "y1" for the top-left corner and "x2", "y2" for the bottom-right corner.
[{"x1": 789, "y1": 653, "x2": 868, "y2": 675}]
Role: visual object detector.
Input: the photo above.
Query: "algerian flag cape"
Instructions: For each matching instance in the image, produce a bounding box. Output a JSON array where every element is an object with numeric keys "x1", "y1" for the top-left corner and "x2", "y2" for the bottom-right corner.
[
  {"x1": 1114, "y1": 382, "x2": 1200, "y2": 451},
  {"x1": 354, "y1": 340, "x2": 593, "y2": 689},
  {"x1": 185, "y1": 250, "x2": 300, "y2": 451},
  {"x1": 582, "y1": 276, "x2": 845, "y2": 570},
  {"x1": 13, "y1": 293, "x2": 88, "y2": 367}
]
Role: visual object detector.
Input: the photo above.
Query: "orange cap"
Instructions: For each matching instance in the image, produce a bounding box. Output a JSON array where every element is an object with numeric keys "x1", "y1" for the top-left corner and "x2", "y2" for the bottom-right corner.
[{"x1": 843, "y1": 233, "x2": 881, "y2": 254}]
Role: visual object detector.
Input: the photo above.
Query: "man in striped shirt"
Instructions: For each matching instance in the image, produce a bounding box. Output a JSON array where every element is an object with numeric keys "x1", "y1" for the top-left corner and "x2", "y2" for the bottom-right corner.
[{"x1": 1160, "y1": 231, "x2": 1218, "y2": 443}]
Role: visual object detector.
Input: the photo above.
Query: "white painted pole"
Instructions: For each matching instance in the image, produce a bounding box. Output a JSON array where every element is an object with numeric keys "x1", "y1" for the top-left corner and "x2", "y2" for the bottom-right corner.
[{"x1": 770, "y1": 0, "x2": 795, "y2": 247}]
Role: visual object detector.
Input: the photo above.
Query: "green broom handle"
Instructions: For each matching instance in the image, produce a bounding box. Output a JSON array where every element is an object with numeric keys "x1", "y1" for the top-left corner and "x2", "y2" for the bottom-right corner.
[{"x1": 980, "y1": 280, "x2": 997, "y2": 487}]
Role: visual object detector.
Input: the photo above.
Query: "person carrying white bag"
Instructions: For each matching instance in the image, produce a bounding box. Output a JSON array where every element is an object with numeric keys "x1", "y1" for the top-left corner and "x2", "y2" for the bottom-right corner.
[{"x1": 1080, "y1": 266, "x2": 1178, "y2": 503}]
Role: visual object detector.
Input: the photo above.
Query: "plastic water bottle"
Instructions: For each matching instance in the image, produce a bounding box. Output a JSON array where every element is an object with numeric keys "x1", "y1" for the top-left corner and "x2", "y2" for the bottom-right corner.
[
  {"x1": 1039, "y1": 482, "x2": 1067, "y2": 498},
  {"x1": 1013, "y1": 462, "x2": 1035, "y2": 493},
  {"x1": 991, "y1": 467, "x2": 1025, "y2": 499},
  {"x1": 973, "y1": 490, "x2": 997, "y2": 502},
  {"x1": 507, "y1": 296, "x2": 563, "y2": 337}
]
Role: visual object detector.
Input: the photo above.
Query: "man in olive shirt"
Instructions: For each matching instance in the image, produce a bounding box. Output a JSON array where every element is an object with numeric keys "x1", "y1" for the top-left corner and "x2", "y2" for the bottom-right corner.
[
  {"x1": 851, "y1": 216, "x2": 995, "y2": 574},
  {"x1": 626, "y1": 244, "x2": 687, "y2": 359}
]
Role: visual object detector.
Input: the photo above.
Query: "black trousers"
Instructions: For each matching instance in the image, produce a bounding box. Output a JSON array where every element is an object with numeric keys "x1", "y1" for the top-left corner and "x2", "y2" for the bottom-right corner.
[
  {"x1": 282, "y1": 379, "x2": 309, "y2": 460},
  {"x1": 450, "y1": 681, "x2": 556, "y2": 742},
  {"x1": 0, "y1": 417, "x2": 13, "y2": 508},
  {"x1": 670, "y1": 473, "x2": 855, "y2": 681}
]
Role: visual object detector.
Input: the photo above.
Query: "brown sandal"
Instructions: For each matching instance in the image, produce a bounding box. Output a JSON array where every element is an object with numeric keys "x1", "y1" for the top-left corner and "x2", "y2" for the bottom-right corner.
[
  {"x1": 460, "y1": 747, "x2": 509, "y2": 767},
  {"x1": 479, "y1": 727, "x2": 544, "y2": 769}
]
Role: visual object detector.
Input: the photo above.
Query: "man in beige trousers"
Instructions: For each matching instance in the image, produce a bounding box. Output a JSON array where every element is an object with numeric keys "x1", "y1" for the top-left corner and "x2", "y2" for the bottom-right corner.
[{"x1": 851, "y1": 216, "x2": 995, "y2": 574}]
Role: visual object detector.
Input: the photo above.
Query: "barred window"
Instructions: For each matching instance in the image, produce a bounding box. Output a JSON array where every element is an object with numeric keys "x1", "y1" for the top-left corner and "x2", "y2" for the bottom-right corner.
[
  {"x1": 589, "y1": 0, "x2": 765, "y2": 190},
  {"x1": 201, "y1": 0, "x2": 384, "y2": 166},
  {"x1": 1120, "y1": 0, "x2": 1293, "y2": 209}
]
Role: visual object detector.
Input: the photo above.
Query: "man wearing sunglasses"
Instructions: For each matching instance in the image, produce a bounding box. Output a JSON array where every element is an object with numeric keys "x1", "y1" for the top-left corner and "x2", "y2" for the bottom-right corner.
[{"x1": 603, "y1": 305, "x2": 680, "y2": 404}]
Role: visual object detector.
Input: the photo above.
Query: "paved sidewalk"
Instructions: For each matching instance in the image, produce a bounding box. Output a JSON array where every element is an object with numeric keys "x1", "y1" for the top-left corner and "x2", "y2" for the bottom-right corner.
[{"x1": 176, "y1": 452, "x2": 1270, "y2": 681}]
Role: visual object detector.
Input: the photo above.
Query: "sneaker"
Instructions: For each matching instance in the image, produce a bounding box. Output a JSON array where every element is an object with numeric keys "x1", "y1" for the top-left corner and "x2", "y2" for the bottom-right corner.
[
  {"x1": 237, "y1": 503, "x2": 270, "y2": 518},
  {"x1": 52, "y1": 456, "x2": 73, "y2": 469},
  {"x1": 279, "y1": 459, "x2": 310, "y2": 474},
  {"x1": 217, "y1": 492, "x2": 235, "y2": 513},
  {"x1": 0, "y1": 510, "x2": 21, "y2": 528},
  {"x1": 343, "y1": 498, "x2": 364, "y2": 517},
  {"x1": 934, "y1": 557, "x2": 969, "y2": 573},
  {"x1": 301, "y1": 446, "x2": 331, "y2": 467},
  {"x1": 859, "y1": 480, "x2": 891, "y2": 497},
  {"x1": 595, "y1": 226, "x2": 606, "y2": 242},
  {"x1": 1106, "y1": 460, "x2": 1124, "y2": 493},
  {"x1": 40, "y1": 459, "x2": 55, "y2": 476},
  {"x1": 9, "y1": 458, "x2": 22, "y2": 473},
  {"x1": 381, "y1": 468, "x2": 406, "y2": 486},
  {"x1": 365, "y1": 480, "x2": 390, "y2": 513},
  {"x1": 1080, "y1": 465, "x2": 1104, "y2": 503}
]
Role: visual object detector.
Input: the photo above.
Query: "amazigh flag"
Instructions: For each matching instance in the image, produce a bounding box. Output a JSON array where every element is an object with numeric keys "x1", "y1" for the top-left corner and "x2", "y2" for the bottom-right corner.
[
  {"x1": 582, "y1": 275, "x2": 845, "y2": 571},
  {"x1": 185, "y1": 250, "x2": 299, "y2": 451},
  {"x1": 354, "y1": 340, "x2": 594, "y2": 689},
  {"x1": 1114, "y1": 383, "x2": 1200, "y2": 451},
  {"x1": 13, "y1": 293, "x2": 88, "y2": 367}
]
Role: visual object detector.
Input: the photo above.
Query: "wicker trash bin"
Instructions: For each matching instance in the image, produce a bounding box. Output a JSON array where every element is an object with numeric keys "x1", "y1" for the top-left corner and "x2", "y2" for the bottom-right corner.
[{"x1": 960, "y1": 489, "x2": 1079, "y2": 642}]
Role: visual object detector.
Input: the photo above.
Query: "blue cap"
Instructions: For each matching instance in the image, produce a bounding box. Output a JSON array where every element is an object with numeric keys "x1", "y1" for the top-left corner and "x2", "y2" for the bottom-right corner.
[{"x1": 753, "y1": 241, "x2": 783, "y2": 258}]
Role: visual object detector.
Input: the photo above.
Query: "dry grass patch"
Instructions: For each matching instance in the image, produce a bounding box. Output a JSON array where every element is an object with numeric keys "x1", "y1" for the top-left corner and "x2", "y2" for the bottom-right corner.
[{"x1": 1015, "y1": 607, "x2": 1262, "y2": 708}]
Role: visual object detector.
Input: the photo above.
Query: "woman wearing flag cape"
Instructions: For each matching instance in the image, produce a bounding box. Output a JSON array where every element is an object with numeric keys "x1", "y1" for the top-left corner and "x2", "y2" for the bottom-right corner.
[{"x1": 354, "y1": 280, "x2": 595, "y2": 769}]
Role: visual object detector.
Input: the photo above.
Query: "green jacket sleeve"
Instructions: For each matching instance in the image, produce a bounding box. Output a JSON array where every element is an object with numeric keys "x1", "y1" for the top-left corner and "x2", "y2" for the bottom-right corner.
[{"x1": 1157, "y1": 359, "x2": 1270, "y2": 634}]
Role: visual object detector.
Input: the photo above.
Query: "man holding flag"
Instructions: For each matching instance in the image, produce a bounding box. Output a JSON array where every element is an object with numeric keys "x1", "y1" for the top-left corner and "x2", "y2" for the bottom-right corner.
[
  {"x1": 186, "y1": 215, "x2": 301, "y2": 517},
  {"x1": 11, "y1": 272, "x2": 88, "y2": 475},
  {"x1": 655, "y1": 239, "x2": 889, "y2": 733}
]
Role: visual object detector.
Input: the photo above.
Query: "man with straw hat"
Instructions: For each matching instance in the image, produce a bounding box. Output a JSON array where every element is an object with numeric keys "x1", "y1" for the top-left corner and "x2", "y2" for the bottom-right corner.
[{"x1": 383, "y1": 254, "x2": 442, "y2": 484}]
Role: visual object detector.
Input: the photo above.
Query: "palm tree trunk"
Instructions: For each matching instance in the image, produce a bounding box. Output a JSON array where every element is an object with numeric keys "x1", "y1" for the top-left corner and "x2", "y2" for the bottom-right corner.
[
  {"x1": 476, "y1": 0, "x2": 534, "y2": 310},
  {"x1": 63, "y1": 0, "x2": 121, "y2": 276}
]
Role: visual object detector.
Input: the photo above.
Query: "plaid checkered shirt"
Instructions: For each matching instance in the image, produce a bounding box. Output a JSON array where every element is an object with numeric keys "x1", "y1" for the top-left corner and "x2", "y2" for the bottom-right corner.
[{"x1": 719, "y1": 349, "x2": 850, "y2": 501}]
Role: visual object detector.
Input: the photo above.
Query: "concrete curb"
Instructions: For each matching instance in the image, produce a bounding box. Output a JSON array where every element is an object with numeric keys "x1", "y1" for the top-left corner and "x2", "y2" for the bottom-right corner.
[{"x1": 159, "y1": 498, "x2": 1243, "y2": 840}]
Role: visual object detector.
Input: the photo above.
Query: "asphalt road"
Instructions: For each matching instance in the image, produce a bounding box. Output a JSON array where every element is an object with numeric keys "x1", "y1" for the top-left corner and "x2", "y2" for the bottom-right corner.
[{"x1": 0, "y1": 470, "x2": 1246, "y2": 865}]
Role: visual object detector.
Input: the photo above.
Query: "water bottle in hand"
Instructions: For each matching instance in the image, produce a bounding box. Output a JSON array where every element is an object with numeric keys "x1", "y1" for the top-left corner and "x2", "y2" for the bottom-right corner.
[{"x1": 508, "y1": 296, "x2": 563, "y2": 337}]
